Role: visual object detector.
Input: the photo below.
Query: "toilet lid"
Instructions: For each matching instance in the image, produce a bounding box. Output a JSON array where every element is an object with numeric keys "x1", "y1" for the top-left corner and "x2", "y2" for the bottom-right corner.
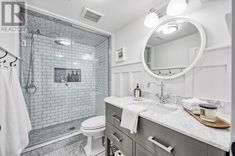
[{"x1": 81, "y1": 116, "x2": 105, "y2": 130}]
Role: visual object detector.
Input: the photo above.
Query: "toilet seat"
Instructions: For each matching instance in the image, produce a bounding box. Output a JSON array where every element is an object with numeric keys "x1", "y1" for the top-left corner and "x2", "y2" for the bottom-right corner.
[{"x1": 81, "y1": 116, "x2": 105, "y2": 130}]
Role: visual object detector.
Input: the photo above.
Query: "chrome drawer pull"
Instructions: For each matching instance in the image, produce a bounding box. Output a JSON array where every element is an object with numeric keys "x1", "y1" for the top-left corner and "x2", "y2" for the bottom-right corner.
[
  {"x1": 112, "y1": 133, "x2": 123, "y2": 142},
  {"x1": 112, "y1": 115, "x2": 121, "y2": 122},
  {"x1": 148, "y1": 136, "x2": 173, "y2": 153}
]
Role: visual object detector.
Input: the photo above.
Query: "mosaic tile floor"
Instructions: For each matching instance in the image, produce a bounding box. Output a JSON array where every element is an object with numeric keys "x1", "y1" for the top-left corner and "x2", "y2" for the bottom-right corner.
[
  {"x1": 22, "y1": 134, "x2": 105, "y2": 156},
  {"x1": 45, "y1": 142, "x2": 105, "y2": 156},
  {"x1": 28, "y1": 116, "x2": 93, "y2": 147},
  {"x1": 44, "y1": 141, "x2": 86, "y2": 156},
  {"x1": 22, "y1": 133, "x2": 87, "y2": 156}
]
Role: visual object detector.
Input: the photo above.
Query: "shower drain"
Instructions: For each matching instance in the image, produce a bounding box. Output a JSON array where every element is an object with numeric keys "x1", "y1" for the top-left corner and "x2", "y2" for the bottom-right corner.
[{"x1": 68, "y1": 127, "x2": 76, "y2": 131}]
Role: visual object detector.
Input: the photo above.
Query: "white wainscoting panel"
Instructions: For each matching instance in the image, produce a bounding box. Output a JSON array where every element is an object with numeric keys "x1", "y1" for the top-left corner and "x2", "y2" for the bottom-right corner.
[
  {"x1": 112, "y1": 63, "x2": 144, "y2": 97},
  {"x1": 111, "y1": 45, "x2": 231, "y2": 102},
  {"x1": 130, "y1": 71, "x2": 143, "y2": 92},
  {"x1": 113, "y1": 73, "x2": 121, "y2": 97},
  {"x1": 185, "y1": 45, "x2": 231, "y2": 101},
  {"x1": 193, "y1": 65, "x2": 228, "y2": 100},
  {"x1": 121, "y1": 72, "x2": 130, "y2": 96}
]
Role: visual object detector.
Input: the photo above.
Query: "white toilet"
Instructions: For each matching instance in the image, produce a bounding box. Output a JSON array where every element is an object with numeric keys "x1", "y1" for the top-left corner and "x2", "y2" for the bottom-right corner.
[{"x1": 81, "y1": 116, "x2": 105, "y2": 156}]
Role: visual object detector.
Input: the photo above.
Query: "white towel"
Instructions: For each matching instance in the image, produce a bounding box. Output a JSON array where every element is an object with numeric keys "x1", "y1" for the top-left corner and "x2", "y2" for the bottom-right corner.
[
  {"x1": 0, "y1": 68, "x2": 32, "y2": 156},
  {"x1": 120, "y1": 104, "x2": 147, "y2": 134}
]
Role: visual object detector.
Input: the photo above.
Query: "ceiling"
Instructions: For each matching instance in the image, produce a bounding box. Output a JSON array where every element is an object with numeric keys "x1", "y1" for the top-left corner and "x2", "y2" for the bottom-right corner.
[
  {"x1": 28, "y1": 0, "x2": 169, "y2": 33},
  {"x1": 26, "y1": 13, "x2": 108, "y2": 47}
]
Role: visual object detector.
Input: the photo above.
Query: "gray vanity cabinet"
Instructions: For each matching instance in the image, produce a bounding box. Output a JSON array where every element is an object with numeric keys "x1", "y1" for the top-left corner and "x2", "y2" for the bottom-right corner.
[
  {"x1": 136, "y1": 143, "x2": 156, "y2": 156},
  {"x1": 106, "y1": 122, "x2": 133, "y2": 156},
  {"x1": 105, "y1": 103, "x2": 227, "y2": 156},
  {"x1": 135, "y1": 117, "x2": 208, "y2": 156}
]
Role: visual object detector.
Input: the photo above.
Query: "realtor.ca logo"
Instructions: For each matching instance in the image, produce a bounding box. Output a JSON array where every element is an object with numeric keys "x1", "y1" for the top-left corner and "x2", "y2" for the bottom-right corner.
[{"x1": 1, "y1": 1, "x2": 26, "y2": 32}]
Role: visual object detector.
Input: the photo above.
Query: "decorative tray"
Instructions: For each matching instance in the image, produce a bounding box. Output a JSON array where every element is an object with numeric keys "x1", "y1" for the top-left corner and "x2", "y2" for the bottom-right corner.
[{"x1": 184, "y1": 108, "x2": 230, "y2": 129}]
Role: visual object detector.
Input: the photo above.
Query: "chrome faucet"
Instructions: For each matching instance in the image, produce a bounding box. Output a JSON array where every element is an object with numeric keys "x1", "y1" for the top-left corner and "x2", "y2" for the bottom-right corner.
[{"x1": 147, "y1": 81, "x2": 170, "y2": 104}]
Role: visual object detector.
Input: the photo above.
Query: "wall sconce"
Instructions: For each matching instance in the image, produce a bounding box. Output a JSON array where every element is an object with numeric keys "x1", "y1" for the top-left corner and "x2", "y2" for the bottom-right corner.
[
  {"x1": 144, "y1": 0, "x2": 188, "y2": 28},
  {"x1": 144, "y1": 9, "x2": 159, "y2": 28}
]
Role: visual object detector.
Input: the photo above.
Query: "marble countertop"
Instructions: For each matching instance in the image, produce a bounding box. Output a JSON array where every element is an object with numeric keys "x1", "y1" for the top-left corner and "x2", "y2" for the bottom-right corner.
[{"x1": 104, "y1": 96, "x2": 231, "y2": 152}]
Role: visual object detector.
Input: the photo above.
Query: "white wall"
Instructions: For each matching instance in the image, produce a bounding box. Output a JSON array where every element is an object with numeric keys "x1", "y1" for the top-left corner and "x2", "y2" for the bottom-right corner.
[
  {"x1": 0, "y1": 33, "x2": 19, "y2": 56},
  {"x1": 0, "y1": 0, "x2": 20, "y2": 66},
  {"x1": 0, "y1": 32, "x2": 20, "y2": 74},
  {"x1": 112, "y1": 0, "x2": 231, "y2": 102}
]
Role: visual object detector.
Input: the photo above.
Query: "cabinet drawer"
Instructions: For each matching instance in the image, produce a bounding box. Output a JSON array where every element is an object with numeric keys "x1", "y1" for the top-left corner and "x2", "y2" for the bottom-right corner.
[
  {"x1": 207, "y1": 145, "x2": 227, "y2": 156},
  {"x1": 106, "y1": 103, "x2": 133, "y2": 136},
  {"x1": 106, "y1": 122, "x2": 133, "y2": 156},
  {"x1": 106, "y1": 103, "x2": 122, "y2": 126},
  {"x1": 136, "y1": 143, "x2": 157, "y2": 156},
  {"x1": 135, "y1": 117, "x2": 208, "y2": 156}
]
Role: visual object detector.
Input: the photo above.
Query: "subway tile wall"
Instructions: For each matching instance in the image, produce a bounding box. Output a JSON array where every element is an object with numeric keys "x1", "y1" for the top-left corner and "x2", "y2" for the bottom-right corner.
[{"x1": 20, "y1": 33, "x2": 108, "y2": 129}]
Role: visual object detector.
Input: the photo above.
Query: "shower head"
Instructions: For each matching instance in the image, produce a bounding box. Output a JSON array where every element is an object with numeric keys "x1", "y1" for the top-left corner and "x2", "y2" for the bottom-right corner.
[{"x1": 55, "y1": 38, "x2": 71, "y2": 46}]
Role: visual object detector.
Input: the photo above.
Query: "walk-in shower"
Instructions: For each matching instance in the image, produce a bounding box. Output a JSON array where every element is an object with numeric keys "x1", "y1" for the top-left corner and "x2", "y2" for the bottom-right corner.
[{"x1": 20, "y1": 10, "x2": 110, "y2": 147}]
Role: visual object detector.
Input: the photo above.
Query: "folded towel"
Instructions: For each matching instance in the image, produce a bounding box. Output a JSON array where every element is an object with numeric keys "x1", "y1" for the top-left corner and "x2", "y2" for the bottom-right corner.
[
  {"x1": 182, "y1": 97, "x2": 208, "y2": 114},
  {"x1": 120, "y1": 104, "x2": 147, "y2": 134}
]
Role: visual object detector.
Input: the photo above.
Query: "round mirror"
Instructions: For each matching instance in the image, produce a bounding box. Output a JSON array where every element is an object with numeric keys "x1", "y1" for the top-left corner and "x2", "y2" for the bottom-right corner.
[{"x1": 142, "y1": 17, "x2": 206, "y2": 80}]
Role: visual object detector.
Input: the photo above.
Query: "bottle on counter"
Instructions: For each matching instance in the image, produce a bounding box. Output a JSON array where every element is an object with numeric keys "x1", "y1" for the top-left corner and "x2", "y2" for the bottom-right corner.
[{"x1": 134, "y1": 83, "x2": 142, "y2": 101}]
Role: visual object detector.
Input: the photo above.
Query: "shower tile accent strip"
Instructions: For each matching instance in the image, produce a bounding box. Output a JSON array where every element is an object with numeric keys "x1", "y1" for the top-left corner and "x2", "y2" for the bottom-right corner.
[{"x1": 21, "y1": 34, "x2": 97, "y2": 129}]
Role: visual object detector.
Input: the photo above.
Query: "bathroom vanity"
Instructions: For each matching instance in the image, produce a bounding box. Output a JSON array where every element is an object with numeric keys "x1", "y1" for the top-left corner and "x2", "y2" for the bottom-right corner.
[
  {"x1": 104, "y1": 97, "x2": 230, "y2": 156},
  {"x1": 105, "y1": 17, "x2": 230, "y2": 156}
]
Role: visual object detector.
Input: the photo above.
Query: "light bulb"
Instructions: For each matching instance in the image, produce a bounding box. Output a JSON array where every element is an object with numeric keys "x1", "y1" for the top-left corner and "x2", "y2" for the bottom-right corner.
[
  {"x1": 167, "y1": 0, "x2": 187, "y2": 16},
  {"x1": 144, "y1": 12, "x2": 159, "y2": 28}
]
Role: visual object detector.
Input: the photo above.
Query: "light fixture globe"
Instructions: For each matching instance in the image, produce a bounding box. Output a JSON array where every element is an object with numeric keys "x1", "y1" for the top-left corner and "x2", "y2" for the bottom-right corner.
[
  {"x1": 55, "y1": 38, "x2": 71, "y2": 46},
  {"x1": 161, "y1": 24, "x2": 178, "y2": 34},
  {"x1": 144, "y1": 11, "x2": 159, "y2": 28},
  {"x1": 167, "y1": 0, "x2": 187, "y2": 16}
]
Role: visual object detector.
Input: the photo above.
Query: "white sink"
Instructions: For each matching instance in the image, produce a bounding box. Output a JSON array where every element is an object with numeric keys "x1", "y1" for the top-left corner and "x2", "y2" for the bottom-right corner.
[{"x1": 136, "y1": 101, "x2": 178, "y2": 115}]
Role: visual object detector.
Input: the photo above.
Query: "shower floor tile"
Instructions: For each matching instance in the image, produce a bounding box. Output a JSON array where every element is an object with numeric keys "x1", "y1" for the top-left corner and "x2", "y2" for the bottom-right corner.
[
  {"x1": 28, "y1": 116, "x2": 93, "y2": 147},
  {"x1": 21, "y1": 133, "x2": 87, "y2": 156},
  {"x1": 44, "y1": 141, "x2": 87, "y2": 156},
  {"x1": 44, "y1": 141, "x2": 105, "y2": 156}
]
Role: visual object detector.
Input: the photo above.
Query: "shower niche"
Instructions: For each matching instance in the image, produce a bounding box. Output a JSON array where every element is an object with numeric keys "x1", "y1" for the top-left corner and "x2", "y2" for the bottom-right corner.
[
  {"x1": 54, "y1": 68, "x2": 81, "y2": 83},
  {"x1": 20, "y1": 9, "x2": 110, "y2": 147}
]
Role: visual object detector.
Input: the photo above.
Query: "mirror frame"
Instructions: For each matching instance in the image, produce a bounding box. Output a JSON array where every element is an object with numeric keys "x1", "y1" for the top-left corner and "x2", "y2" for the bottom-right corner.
[{"x1": 142, "y1": 17, "x2": 207, "y2": 80}]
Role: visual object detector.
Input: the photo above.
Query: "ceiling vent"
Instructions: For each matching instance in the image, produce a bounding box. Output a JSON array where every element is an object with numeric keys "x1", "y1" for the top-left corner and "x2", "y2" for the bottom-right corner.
[{"x1": 81, "y1": 7, "x2": 104, "y2": 23}]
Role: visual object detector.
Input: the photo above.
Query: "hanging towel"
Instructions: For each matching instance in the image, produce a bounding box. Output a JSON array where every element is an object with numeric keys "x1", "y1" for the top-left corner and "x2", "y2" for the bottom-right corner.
[
  {"x1": 0, "y1": 68, "x2": 32, "y2": 156},
  {"x1": 120, "y1": 104, "x2": 147, "y2": 134}
]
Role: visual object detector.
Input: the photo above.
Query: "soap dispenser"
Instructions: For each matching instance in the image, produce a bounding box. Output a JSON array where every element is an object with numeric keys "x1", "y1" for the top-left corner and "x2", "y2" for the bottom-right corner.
[{"x1": 134, "y1": 83, "x2": 142, "y2": 100}]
